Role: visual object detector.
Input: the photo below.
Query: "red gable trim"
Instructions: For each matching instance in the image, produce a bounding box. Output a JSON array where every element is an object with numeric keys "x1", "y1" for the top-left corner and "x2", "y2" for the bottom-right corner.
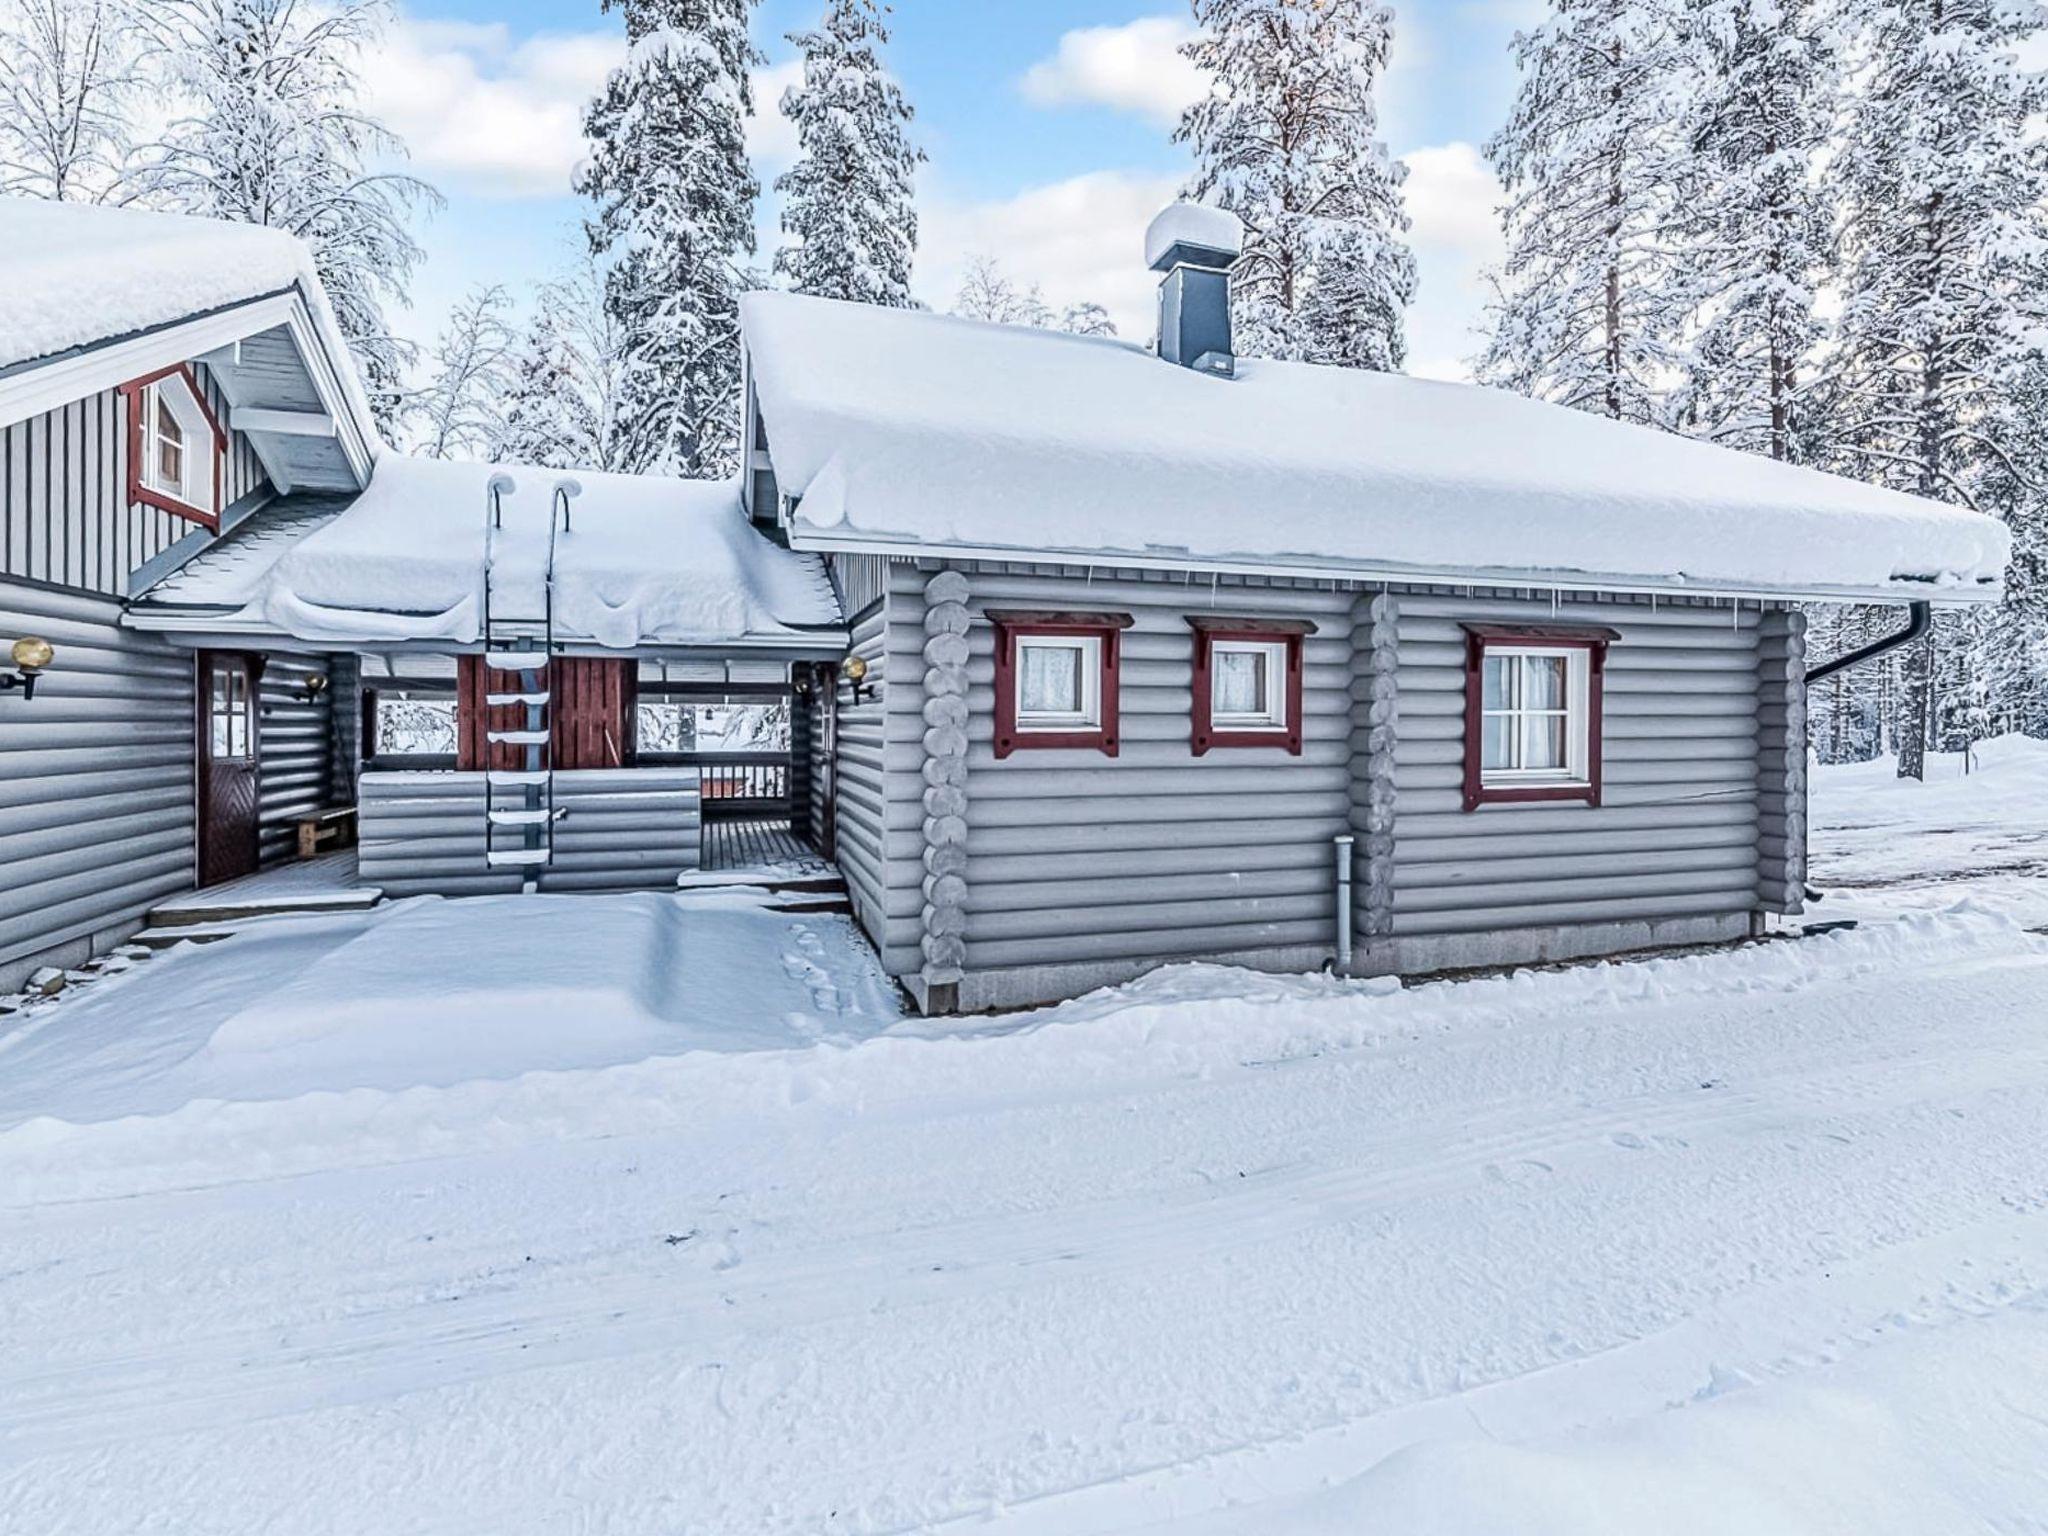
[{"x1": 118, "y1": 363, "x2": 226, "y2": 531}]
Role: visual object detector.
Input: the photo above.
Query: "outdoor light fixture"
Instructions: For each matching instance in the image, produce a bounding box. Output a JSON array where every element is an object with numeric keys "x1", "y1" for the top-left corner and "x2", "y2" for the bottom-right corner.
[
  {"x1": 841, "y1": 653, "x2": 872, "y2": 703},
  {"x1": 1, "y1": 636, "x2": 53, "y2": 701},
  {"x1": 295, "y1": 672, "x2": 331, "y2": 704}
]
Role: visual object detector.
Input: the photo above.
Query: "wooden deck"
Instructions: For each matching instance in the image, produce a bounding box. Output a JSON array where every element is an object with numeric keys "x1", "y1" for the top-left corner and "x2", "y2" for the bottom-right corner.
[
  {"x1": 701, "y1": 817, "x2": 826, "y2": 874},
  {"x1": 147, "y1": 850, "x2": 384, "y2": 935}
]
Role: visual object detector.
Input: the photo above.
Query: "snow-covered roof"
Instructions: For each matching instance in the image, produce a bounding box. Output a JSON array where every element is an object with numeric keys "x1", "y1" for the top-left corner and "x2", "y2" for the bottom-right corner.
[
  {"x1": 133, "y1": 455, "x2": 844, "y2": 649},
  {"x1": 0, "y1": 198, "x2": 316, "y2": 373},
  {"x1": 742, "y1": 293, "x2": 2010, "y2": 602}
]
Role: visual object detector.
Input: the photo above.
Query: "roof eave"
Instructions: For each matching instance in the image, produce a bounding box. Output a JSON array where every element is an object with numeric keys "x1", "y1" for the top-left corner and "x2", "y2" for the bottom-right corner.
[{"x1": 785, "y1": 523, "x2": 2003, "y2": 609}]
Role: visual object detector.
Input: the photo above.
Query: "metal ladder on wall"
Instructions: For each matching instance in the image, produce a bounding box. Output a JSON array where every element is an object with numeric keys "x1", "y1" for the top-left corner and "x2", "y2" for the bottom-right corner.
[{"x1": 479, "y1": 476, "x2": 571, "y2": 888}]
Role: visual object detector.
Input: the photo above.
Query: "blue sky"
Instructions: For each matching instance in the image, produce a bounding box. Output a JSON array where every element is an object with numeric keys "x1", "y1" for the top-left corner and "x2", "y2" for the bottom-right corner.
[{"x1": 363, "y1": 0, "x2": 1540, "y2": 379}]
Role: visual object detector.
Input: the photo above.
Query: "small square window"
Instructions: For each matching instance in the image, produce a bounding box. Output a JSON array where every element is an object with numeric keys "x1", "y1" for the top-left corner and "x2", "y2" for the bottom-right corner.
[
  {"x1": 1462, "y1": 626, "x2": 1615, "y2": 810},
  {"x1": 125, "y1": 367, "x2": 220, "y2": 527},
  {"x1": 991, "y1": 611, "x2": 1128, "y2": 758},
  {"x1": 1188, "y1": 617, "x2": 1312, "y2": 755}
]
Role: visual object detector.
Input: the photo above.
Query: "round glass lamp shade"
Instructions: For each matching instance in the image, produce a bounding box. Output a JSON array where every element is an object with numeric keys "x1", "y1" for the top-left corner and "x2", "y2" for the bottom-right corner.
[
  {"x1": 10, "y1": 636, "x2": 54, "y2": 671},
  {"x1": 841, "y1": 655, "x2": 870, "y2": 684}
]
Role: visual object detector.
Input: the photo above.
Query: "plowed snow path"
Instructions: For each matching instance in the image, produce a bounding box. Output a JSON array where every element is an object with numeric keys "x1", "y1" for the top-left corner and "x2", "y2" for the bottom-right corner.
[{"x1": 4, "y1": 914, "x2": 2048, "y2": 1532}]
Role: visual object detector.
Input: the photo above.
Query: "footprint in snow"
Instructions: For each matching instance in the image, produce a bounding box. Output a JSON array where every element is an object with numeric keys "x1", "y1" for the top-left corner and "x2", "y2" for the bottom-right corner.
[{"x1": 1611, "y1": 1131, "x2": 1648, "y2": 1151}]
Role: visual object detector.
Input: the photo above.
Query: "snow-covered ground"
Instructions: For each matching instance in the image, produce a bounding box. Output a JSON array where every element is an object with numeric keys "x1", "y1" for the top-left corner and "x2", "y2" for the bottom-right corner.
[{"x1": 3, "y1": 745, "x2": 2047, "y2": 1532}]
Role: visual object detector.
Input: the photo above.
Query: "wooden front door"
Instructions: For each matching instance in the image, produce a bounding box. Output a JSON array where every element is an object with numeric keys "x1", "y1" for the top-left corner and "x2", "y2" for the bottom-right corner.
[{"x1": 198, "y1": 651, "x2": 262, "y2": 886}]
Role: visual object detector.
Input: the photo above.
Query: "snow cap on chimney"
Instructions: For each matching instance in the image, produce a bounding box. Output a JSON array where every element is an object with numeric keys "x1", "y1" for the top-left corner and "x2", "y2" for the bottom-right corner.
[{"x1": 1147, "y1": 203, "x2": 1242, "y2": 377}]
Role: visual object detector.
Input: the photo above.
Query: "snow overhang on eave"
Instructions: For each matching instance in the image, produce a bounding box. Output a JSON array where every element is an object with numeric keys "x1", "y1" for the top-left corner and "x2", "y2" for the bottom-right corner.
[
  {"x1": 0, "y1": 287, "x2": 374, "y2": 490},
  {"x1": 785, "y1": 524, "x2": 2003, "y2": 609},
  {"x1": 124, "y1": 605, "x2": 851, "y2": 659}
]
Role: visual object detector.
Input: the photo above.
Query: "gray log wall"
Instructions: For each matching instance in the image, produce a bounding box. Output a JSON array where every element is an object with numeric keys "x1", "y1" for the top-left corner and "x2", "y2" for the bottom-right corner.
[
  {"x1": 831, "y1": 562, "x2": 928, "y2": 977},
  {"x1": 257, "y1": 652, "x2": 338, "y2": 868},
  {"x1": 2, "y1": 367, "x2": 266, "y2": 597},
  {"x1": 0, "y1": 578, "x2": 196, "y2": 990},
  {"x1": 834, "y1": 560, "x2": 1808, "y2": 1012},
  {"x1": 358, "y1": 769, "x2": 702, "y2": 899}
]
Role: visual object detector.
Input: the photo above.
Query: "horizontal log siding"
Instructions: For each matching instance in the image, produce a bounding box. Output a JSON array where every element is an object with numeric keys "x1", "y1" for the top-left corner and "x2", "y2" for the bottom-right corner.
[
  {"x1": 832, "y1": 562, "x2": 926, "y2": 974},
  {"x1": 0, "y1": 578, "x2": 196, "y2": 969},
  {"x1": 257, "y1": 653, "x2": 337, "y2": 868},
  {"x1": 1, "y1": 368, "x2": 266, "y2": 596},
  {"x1": 957, "y1": 566, "x2": 1356, "y2": 973},
  {"x1": 1389, "y1": 593, "x2": 1765, "y2": 938},
  {"x1": 358, "y1": 770, "x2": 702, "y2": 898}
]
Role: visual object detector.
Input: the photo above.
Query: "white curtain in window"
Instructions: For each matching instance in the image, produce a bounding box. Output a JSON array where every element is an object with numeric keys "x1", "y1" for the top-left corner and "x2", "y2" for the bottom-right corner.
[
  {"x1": 1020, "y1": 643, "x2": 1083, "y2": 716},
  {"x1": 1213, "y1": 649, "x2": 1267, "y2": 715}
]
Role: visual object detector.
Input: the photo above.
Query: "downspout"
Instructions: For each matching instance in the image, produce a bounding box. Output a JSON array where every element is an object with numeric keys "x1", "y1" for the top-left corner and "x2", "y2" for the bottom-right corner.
[
  {"x1": 1805, "y1": 601, "x2": 1931, "y2": 686},
  {"x1": 1332, "y1": 834, "x2": 1355, "y2": 974}
]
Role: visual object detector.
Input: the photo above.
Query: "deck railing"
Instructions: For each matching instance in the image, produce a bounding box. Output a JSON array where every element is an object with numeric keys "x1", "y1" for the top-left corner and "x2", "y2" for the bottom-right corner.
[{"x1": 667, "y1": 752, "x2": 792, "y2": 819}]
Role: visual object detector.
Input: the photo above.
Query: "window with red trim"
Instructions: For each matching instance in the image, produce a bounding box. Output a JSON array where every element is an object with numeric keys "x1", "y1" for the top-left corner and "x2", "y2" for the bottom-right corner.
[
  {"x1": 990, "y1": 609, "x2": 1130, "y2": 758},
  {"x1": 1188, "y1": 615, "x2": 1313, "y2": 755},
  {"x1": 1462, "y1": 623, "x2": 1618, "y2": 811},
  {"x1": 118, "y1": 364, "x2": 226, "y2": 529}
]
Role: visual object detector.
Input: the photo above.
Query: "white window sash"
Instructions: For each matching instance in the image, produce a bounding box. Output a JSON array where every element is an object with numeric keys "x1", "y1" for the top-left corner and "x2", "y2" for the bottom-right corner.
[
  {"x1": 1209, "y1": 638, "x2": 1290, "y2": 731},
  {"x1": 1479, "y1": 645, "x2": 1592, "y2": 788},
  {"x1": 1014, "y1": 634, "x2": 1102, "y2": 732}
]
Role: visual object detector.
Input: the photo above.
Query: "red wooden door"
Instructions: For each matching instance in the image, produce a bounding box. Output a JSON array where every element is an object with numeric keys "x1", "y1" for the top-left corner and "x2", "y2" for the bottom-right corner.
[{"x1": 197, "y1": 651, "x2": 261, "y2": 886}]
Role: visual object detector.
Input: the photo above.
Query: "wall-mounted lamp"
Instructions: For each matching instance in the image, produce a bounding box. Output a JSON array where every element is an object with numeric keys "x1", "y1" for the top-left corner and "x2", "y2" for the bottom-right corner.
[
  {"x1": 295, "y1": 672, "x2": 331, "y2": 705},
  {"x1": 1, "y1": 636, "x2": 54, "y2": 701},
  {"x1": 841, "y1": 653, "x2": 873, "y2": 703}
]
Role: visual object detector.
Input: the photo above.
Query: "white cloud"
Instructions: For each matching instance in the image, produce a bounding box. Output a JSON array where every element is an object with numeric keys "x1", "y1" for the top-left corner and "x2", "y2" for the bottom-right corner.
[
  {"x1": 1018, "y1": 17, "x2": 1207, "y2": 128},
  {"x1": 916, "y1": 170, "x2": 1183, "y2": 337},
  {"x1": 361, "y1": 19, "x2": 616, "y2": 200},
  {"x1": 1400, "y1": 141, "x2": 1505, "y2": 381},
  {"x1": 363, "y1": 16, "x2": 802, "y2": 202}
]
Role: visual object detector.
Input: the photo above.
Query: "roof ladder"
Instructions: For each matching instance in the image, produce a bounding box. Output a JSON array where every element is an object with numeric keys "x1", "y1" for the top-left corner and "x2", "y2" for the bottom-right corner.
[{"x1": 479, "y1": 474, "x2": 563, "y2": 890}]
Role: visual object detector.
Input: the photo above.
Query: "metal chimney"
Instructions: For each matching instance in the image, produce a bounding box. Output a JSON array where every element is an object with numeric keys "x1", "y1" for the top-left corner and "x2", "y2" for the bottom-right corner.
[{"x1": 1146, "y1": 203, "x2": 1244, "y2": 378}]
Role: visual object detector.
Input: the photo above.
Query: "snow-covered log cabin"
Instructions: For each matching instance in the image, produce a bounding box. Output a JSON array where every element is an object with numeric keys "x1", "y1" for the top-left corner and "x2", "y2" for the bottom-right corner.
[{"x1": 0, "y1": 198, "x2": 2009, "y2": 1011}]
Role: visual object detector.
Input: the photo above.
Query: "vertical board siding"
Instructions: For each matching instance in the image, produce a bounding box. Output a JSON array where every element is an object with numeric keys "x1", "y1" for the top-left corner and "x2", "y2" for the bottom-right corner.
[
  {"x1": 357, "y1": 769, "x2": 701, "y2": 898},
  {"x1": 956, "y1": 566, "x2": 1358, "y2": 973},
  {"x1": 1389, "y1": 592, "x2": 1765, "y2": 936},
  {"x1": 832, "y1": 562, "x2": 926, "y2": 974},
  {"x1": 1, "y1": 368, "x2": 267, "y2": 596},
  {"x1": 0, "y1": 578, "x2": 196, "y2": 966},
  {"x1": 256, "y1": 652, "x2": 337, "y2": 868}
]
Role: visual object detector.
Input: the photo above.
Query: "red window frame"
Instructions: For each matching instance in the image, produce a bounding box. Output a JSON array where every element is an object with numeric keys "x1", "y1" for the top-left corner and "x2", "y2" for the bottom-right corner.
[
  {"x1": 1188, "y1": 615, "x2": 1315, "y2": 756},
  {"x1": 1461, "y1": 623, "x2": 1619, "y2": 811},
  {"x1": 118, "y1": 363, "x2": 228, "y2": 530},
  {"x1": 989, "y1": 609, "x2": 1132, "y2": 759}
]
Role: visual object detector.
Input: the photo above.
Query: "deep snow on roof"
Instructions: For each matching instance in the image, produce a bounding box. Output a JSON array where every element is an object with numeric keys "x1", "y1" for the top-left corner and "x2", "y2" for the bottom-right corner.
[
  {"x1": 0, "y1": 199, "x2": 315, "y2": 372},
  {"x1": 742, "y1": 292, "x2": 2010, "y2": 600},
  {"x1": 156, "y1": 455, "x2": 842, "y2": 648}
]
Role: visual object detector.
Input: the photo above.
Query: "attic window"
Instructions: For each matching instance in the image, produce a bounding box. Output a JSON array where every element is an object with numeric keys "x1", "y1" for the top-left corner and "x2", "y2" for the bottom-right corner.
[
  {"x1": 990, "y1": 609, "x2": 1132, "y2": 758},
  {"x1": 1461, "y1": 623, "x2": 1618, "y2": 811},
  {"x1": 1188, "y1": 615, "x2": 1314, "y2": 755},
  {"x1": 121, "y1": 365, "x2": 224, "y2": 529}
]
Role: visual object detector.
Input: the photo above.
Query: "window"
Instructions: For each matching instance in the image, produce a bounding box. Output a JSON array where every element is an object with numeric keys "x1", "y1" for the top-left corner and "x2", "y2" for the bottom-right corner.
[
  {"x1": 208, "y1": 665, "x2": 251, "y2": 759},
  {"x1": 120, "y1": 366, "x2": 222, "y2": 527},
  {"x1": 1461, "y1": 624, "x2": 1617, "y2": 810},
  {"x1": 990, "y1": 609, "x2": 1130, "y2": 757},
  {"x1": 1188, "y1": 616, "x2": 1314, "y2": 755}
]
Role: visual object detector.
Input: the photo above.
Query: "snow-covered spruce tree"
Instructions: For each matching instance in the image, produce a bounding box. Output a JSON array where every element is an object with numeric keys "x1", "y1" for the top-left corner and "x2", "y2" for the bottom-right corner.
[
  {"x1": 774, "y1": 0, "x2": 922, "y2": 306},
  {"x1": 578, "y1": 0, "x2": 761, "y2": 477},
  {"x1": 1667, "y1": 0, "x2": 1841, "y2": 462},
  {"x1": 498, "y1": 259, "x2": 634, "y2": 472},
  {"x1": 1824, "y1": 0, "x2": 2048, "y2": 778},
  {"x1": 1478, "y1": 0, "x2": 1693, "y2": 422},
  {"x1": 0, "y1": 0, "x2": 141, "y2": 200},
  {"x1": 139, "y1": 0, "x2": 436, "y2": 430},
  {"x1": 406, "y1": 285, "x2": 516, "y2": 461},
  {"x1": 1177, "y1": 0, "x2": 1415, "y2": 369}
]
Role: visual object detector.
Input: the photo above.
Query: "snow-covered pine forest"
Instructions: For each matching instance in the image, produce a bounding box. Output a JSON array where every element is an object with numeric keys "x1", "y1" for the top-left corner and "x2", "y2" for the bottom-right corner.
[{"x1": 5, "y1": 0, "x2": 2047, "y2": 771}]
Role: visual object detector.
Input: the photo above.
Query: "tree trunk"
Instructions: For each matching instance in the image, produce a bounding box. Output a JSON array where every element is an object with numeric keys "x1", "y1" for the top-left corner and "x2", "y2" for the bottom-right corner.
[{"x1": 1896, "y1": 635, "x2": 1932, "y2": 781}]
